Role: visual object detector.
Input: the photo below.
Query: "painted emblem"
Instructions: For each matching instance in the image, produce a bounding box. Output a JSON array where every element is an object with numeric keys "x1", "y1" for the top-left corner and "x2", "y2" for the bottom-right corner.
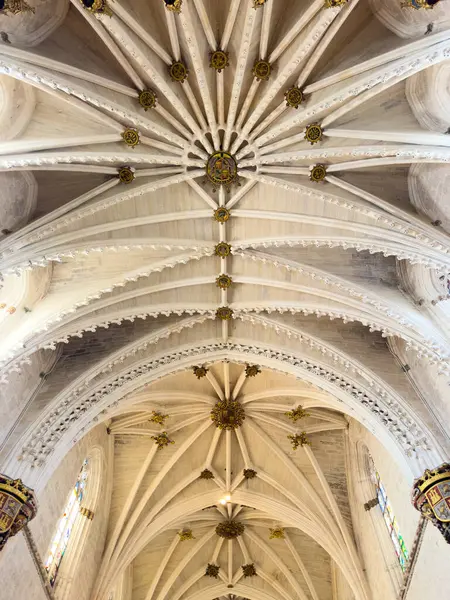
[
  {"x1": 210, "y1": 50, "x2": 230, "y2": 73},
  {"x1": 310, "y1": 164, "x2": 327, "y2": 182},
  {"x1": 206, "y1": 152, "x2": 238, "y2": 190},
  {"x1": 425, "y1": 481, "x2": 450, "y2": 522},
  {"x1": 0, "y1": 492, "x2": 22, "y2": 534},
  {"x1": 138, "y1": 89, "x2": 157, "y2": 110},
  {"x1": 169, "y1": 61, "x2": 189, "y2": 83},
  {"x1": 0, "y1": 475, "x2": 37, "y2": 551}
]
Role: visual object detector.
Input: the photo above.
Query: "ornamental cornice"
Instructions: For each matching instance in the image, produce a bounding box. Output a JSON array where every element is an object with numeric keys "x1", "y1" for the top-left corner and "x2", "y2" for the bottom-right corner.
[
  {"x1": 33, "y1": 252, "x2": 212, "y2": 334},
  {"x1": 0, "y1": 239, "x2": 210, "y2": 277},
  {"x1": 1, "y1": 295, "x2": 448, "y2": 382},
  {"x1": 239, "y1": 172, "x2": 450, "y2": 255},
  {"x1": 236, "y1": 313, "x2": 427, "y2": 425},
  {"x1": 18, "y1": 342, "x2": 433, "y2": 467},
  {"x1": 0, "y1": 306, "x2": 217, "y2": 381},
  {"x1": 233, "y1": 237, "x2": 450, "y2": 272},
  {"x1": 237, "y1": 250, "x2": 415, "y2": 328},
  {"x1": 255, "y1": 40, "x2": 450, "y2": 146},
  {"x1": 232, "y1": 304, "x2": 448, "y2": 366}
]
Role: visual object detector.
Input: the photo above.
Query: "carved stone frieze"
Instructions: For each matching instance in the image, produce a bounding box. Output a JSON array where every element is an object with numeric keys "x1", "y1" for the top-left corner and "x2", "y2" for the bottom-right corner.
[{"x1": 19, "y1": 342, "x2": 432, "y2": 466}]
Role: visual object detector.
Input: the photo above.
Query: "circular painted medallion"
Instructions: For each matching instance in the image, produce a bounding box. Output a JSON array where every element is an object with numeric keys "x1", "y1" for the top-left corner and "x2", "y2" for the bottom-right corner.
[
  {"x1": 206, "y1": 151, "x2": 238, "y2": 188},
  {"x1": 118, "y1": 167, "x2": 135, "y2": 184},
  {"x1": 216, "y1": 306, "x2": 233, "y2": 320},
  {"x1": 122, "y1": 128, "x2": 140, "y2": 147},
  {"x1": 285, "y1": 86, "x2": 304, "y2": 109},
  {"x1": 304, "y1": 124, "x2": 323, "y2": 145},
  {"x1": 210, "y1": 50, "x2": 229, "y2": 73},
  {"x1": 169, "y1": 61, "x2": 188, "y2": 83},
  {"x1": 310, "y1": 164, "x2": 327, "y2": 182},
  {"x1": 214, "y1": 207, "x2": 231, "y2": 223},
  {"x1": 139, "y1": 89, "x2": 157, "y2": 110},
  {"x1": 252, "y1": 60, "x2": 271, "y2": 81},
  {"x1": 216, "y1": 274, "x2": 232, "y2": 289},
  {"x1": 214, "y1": 242, "x2": 232, "y2": 258}
]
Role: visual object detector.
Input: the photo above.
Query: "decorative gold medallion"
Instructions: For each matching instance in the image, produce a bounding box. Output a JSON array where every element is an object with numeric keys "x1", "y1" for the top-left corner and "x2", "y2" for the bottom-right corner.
[
  {"x1": 163, "y1": 0, "x2": 182, "y2": 11},
  {"x1": 0, "y1": 0, "x2": 35, "y2": 14},
  {"x1": 78, "y1": 0, "x2": 112, "y2": 15},
  {"x1": 149, "y1": 411, "x2": 169, "y2": 426},
  {"x1": 269, "y1": 527, "x2": 285, "y2": 539},
  {"x1": 118, "y1": 166, "x2": 135, "y2": 184},
  {"x1": 242, "y1": 563, "x2": 257, "y2": 577},
  {"x1": 210, "y1": 50, "x2": 230, "y2": 73},
  {"x1": 151, "y1": 432, "x2": 175, "y2": 450},
  {"x1": 214, "y1": 242, "x2": 232, "y2": 258},
  {"x1": 0, "y1": 475, "x2": 37, "y2": 552},
  {"x1": 178, "y1": 528, "x2": 195, "y2": 541},
  {"x1": 205, "y1": 564, "x2": 220, "y2": 578},
  {"x1": 211, "y1": 399, "x2": 245, "y2": 429},
  {"x1": 310, "y1": 164, "x2": 327, "y2": 182},
  {"x1": 288, "y1": 432, "x2": 310, "y2": 449},
  {"x1": 206, "y1": 151, "x2": 238, "y2": 191},
  {"x1": 193, "y1": 365, "x2": 209, "y2": 379},
  {"x1": 169, "y1": 60, "x2": 189, "y2": 83},
  {"x1": 245, "y1": 364, "x2": 261, "y2": 378},
  {"x1": 138, "y1": 89, "x2": 157, "y2": 111},
  {"x1": 252, "y1": 59, "x2": 271, "y2": 81},
  {"x1": 214, "y1": 207, "x2": 231, "y2": 223},
  {"x1": 253, "y1": 0, "x2": 268, "y2": 6},
  {"x1": 216, "y1": 274, "x2": 232, "y2": 290},
  {"x1": 284, "y1": 86, "x2": 304, "y2": 109},
  {"x1": 122, "y1": 128, "x2": 140, "y2": 148},
  {"x1": 305, "y1": 123, "x2": 323, "y2": 145},
  {"x1": 216, "y1": 306, "x2": 233, "y2": 320},
  {"x1": 285, "y1": 406, "x2": 310, "y2": 422},
  {"x1": 216, "y1": 520, "x2": 245, "y2": 539}
]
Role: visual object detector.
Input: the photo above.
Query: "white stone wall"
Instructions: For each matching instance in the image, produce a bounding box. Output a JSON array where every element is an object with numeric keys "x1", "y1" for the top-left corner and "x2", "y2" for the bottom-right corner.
[
  {"x1": 348, "y1": 421, "x2": 418, "y2": 600},
  {"x1": 407, "y1": 523, "x2": 450, "y2": 600},
  {"x1": 0, "y1": 424, "x2": 112, "y2": 600}
]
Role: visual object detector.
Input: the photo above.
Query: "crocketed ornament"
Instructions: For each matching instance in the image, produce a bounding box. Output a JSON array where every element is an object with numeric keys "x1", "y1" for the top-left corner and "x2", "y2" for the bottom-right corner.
[
  {"x1": 215, "y1": 520, "x2": 245, "y2": 539},
  {"x1": 211, "y1": 399, "x2": 245, "y2": 430}
]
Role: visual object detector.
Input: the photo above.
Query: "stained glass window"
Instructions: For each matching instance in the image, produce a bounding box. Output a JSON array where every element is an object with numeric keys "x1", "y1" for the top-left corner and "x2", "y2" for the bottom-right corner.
[
  {"x1": 45, "y1": 459, "x2": 89, "y2": 587},
  {"x1": 369, "y1": 456, "x2": 409, "y2": 571}
]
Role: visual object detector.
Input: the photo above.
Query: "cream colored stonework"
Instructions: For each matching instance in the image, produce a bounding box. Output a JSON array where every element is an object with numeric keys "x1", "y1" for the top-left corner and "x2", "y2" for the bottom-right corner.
[{"x1": 0, "y1": 0, "x2": 449, "y2": 599}]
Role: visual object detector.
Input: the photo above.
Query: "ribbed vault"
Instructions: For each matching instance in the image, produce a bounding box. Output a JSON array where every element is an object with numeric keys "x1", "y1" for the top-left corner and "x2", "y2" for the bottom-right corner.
[{"x1": 0, "y1": 1, "x2": 450, "y2": 600}]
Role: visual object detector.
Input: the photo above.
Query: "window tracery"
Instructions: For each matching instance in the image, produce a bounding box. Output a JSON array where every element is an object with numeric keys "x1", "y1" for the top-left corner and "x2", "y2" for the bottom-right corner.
[{"x1": 44, "y1": 459, "x2": 89, "y2": 586}]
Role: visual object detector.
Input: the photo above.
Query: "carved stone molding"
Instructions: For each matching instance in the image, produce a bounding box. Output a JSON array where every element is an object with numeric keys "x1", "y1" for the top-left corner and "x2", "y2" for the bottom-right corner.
[{"x1": 19, "y1": 342, "x2": 434, "y2": 467}]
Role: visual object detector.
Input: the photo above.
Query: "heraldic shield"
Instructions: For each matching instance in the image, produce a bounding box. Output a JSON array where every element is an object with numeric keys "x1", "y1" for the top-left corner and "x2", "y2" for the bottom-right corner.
[
  {"x1": 0, "y1": 474, "x2": 37, "y2": 551},
  {"x1": 412, "y1": 463, "x2": 450, "y2": 543},
  {"x1": 426, "y1": 480, "x2": 450, "y2": 522}
]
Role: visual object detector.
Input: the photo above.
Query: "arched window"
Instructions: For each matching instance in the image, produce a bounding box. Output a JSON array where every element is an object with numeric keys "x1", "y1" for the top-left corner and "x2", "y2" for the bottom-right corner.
[
  {"x1": 368, "y1": 455, "x2": 409, "y2": 571},
  {"x1": 44, "y1": 459, "x2": 89, "y2": 586}
]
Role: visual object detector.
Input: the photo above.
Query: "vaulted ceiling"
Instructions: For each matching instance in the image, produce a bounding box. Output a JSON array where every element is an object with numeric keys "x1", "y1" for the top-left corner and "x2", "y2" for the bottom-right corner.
[{"x1": 0, "y1": 1, "x2": 450, "y2": 599}]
